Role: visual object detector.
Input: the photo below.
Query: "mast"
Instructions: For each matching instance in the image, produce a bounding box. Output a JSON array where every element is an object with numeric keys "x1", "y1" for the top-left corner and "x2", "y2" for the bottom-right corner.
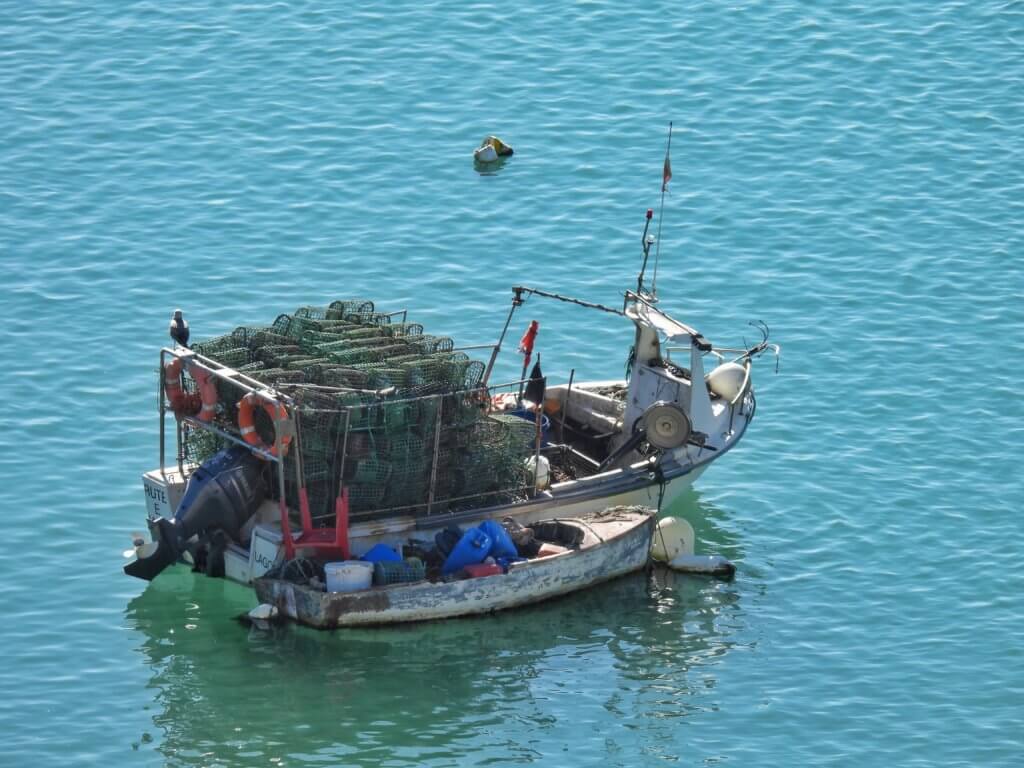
[
  {"x1": 635, "y1": 122, "x2": 673, "y2": 300},
  {"x1": 651, "y1": 121, "x2": 673, "y2": 298}
]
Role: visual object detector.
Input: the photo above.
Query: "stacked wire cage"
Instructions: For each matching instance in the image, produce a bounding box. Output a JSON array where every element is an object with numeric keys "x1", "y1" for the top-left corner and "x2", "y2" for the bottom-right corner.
[{"x1": 175, "y1": 300, "x2": 531, "y2": 526}]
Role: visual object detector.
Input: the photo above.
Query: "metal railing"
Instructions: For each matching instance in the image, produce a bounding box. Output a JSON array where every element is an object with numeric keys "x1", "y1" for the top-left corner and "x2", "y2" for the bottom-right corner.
[
  {"x1": 159, "y1": 347, "x2": 548, "y2": 525},
  {"x1": 159, "y1": 346, "x2": 300, "y2": 550}
]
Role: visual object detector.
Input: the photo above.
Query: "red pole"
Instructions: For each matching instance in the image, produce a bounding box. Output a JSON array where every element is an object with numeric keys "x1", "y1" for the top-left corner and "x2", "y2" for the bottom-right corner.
[{"x1": 280, "y1": 496, "x2": 295, "y2": 560}]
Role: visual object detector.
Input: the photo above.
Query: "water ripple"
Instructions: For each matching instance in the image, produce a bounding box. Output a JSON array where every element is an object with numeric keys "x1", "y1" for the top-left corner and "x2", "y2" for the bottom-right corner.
[{"x1": 1, "y1": 0, "x2": 1022, "y2": 765}]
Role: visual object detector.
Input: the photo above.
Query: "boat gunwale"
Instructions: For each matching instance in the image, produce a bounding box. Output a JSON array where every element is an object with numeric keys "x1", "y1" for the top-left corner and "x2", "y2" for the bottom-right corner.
[{"x1": 402, "y1": 403, "x2": 752, "y2": 529}]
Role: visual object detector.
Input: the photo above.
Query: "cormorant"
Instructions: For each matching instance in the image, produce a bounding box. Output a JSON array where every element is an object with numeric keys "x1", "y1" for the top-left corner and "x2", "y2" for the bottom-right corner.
[{"x1": 169, "y1": 309, "x2": 190, "y2": 348}]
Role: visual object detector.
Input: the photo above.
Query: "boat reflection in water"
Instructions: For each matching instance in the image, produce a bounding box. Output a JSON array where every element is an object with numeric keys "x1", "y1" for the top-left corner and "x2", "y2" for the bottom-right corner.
[{"x1": 124, "y1": 491, "x2": 749, "y2": 766}]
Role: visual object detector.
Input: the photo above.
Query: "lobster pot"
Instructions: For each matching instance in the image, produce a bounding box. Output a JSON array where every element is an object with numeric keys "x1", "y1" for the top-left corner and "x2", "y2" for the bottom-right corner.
[
  {"x1": 183, "y1": 298, "x2": 539, "y2": 522},
  {"x1": 347, "y1": 484, "x2": 387, "y2": 513},
  {"x1": 182, "y1": 422, "x2": 228, "y2": 467},
  {"x1": 381, "y1": 433, "x2": 429, "y2": 510},
  {"x1": 232, "y1": 327, "x2": 291, "y2": 348},
  {"x1": 350, "y1": 458, "x2": 391, "y2": 486},
  {"x1": 373, "y1": 559, "x2": 426, "y2": 586}
]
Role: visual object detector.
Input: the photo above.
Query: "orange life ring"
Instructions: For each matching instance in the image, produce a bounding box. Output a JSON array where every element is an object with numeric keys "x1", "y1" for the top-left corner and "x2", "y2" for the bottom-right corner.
[
  {"x1": 189, "y1": 364, "x2": 219, "y2": 423},
  {"x1": 237, "y1": 393, "x2": 291, "y2": 458},
  {"x1": 164, "y1": 358, "x2": 185, "y2": 410},
  {"x1": 163, "y1": 358, "x2": 200, "y2": 417}
]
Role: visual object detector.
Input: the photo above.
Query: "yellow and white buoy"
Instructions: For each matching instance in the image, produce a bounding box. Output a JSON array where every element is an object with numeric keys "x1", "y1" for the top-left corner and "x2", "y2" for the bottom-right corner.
[{"x1": 474, "y1": 135, "x2": 514, "y2": 163}]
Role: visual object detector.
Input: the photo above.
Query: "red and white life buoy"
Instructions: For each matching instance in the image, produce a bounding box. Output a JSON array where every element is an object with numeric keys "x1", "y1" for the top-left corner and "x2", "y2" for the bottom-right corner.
[
  {"x1": 163, "y1": 358, "x2": 202, "y2": 417},
  {"x1": 237, "y1": 392, "x2": 291, "y2": 458},
  {"x1": 189, "y1": 364, "x2": 219, "y2": 423},
  {"x1": 164, "y1": 358, "x2": 187, "y2": 413}
]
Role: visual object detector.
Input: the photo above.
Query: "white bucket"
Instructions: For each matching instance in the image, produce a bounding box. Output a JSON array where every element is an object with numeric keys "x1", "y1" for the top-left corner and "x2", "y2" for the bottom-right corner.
[{"x1": 325, "y1": 561, "x2": 373, "y2": 593}]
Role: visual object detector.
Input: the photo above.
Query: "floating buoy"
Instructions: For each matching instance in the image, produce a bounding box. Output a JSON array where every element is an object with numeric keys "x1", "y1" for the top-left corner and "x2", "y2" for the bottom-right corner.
[
  {"x1": 652, "y1": 516, "x2": 735, "y2": 579},
  {"x1": 474, "y1": 135, "x2": 514, "y2": 163},
  {"x1": 667, "y1": 553, "x2": 736, "y2": 579},
  {"x1": 248, "y1": 603, "x2": 278, "y2": 621},
  {"x1": 650, "y1": 516, "x2": 694, "y2": 562},
  {"x1": 525, "y1": 454, "x2": 551, "y2": 489}
]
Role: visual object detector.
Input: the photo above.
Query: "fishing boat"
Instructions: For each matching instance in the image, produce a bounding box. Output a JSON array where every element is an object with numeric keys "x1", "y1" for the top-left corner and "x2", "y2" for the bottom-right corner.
[
  {"x1": 125, "y1": 205, "x2": 777, "y2": 589},
  {"x1": 255, "y1": 507, "x2": 655, "y2": 628}
]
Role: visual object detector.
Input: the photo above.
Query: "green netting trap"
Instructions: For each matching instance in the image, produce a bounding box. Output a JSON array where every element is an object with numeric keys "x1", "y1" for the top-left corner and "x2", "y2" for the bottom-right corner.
[{"x1": 181, "y1": 298, "x2": 534, "y2": 522}]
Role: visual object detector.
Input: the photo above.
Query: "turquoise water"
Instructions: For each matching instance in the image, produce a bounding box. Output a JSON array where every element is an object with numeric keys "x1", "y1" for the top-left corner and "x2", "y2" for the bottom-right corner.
[{"x1": 2, "y1": 1, "x2": 1022, "y2": 765}]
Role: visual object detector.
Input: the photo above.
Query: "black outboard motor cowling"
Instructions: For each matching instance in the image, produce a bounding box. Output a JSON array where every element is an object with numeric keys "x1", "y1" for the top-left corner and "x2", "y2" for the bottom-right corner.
[
  {"x1": 173, "y1": 446, "x2": 265, "y2": 543},
  {"x1": 125, "y1": 447, "x2": 266, "y2": 581}
]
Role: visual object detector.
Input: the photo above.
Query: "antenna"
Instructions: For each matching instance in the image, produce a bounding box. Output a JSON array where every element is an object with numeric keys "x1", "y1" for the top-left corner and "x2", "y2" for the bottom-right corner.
[
  {"x1": 636, "y1": 208, "x2": 654, "y2": 295},
  {"x1": 651, "y1": 121, "x2": 673, "y2": 297}
]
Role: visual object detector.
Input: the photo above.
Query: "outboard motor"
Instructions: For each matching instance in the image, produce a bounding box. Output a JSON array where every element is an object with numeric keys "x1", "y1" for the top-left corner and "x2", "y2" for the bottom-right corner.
[{"x1": 125, "y1": 447, "x2": 265, "y2": 581}]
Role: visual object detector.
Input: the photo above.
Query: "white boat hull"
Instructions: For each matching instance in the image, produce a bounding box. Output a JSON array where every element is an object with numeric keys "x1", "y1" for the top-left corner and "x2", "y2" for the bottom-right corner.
[{"x1": 139, "y1": 442, "x2": 711, "y2": 587}]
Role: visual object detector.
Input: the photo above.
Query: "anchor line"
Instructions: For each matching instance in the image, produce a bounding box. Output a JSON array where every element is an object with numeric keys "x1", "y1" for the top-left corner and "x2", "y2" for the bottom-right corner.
[
  {"x1": 650, "y1": 462, "x2": 669, "y2": 572},
  {"x1": 653, "y1": 462, "x2": 667, "y2": 515}
]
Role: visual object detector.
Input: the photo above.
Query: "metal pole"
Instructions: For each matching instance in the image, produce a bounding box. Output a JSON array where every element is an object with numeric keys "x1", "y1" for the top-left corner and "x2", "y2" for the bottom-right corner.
[
  {"x1": 277, "y1": 450, "x2": 293, "y2": 560},
  {"x1": 334, "y1": 409, "x2": 352, "y2": 554},
  {"x1": 517, "y1": 355, "x2": 530, "y2": 403},
  {"x1": 637, "y1": 210, "x2": 653, "y2": 295},
  {"x1": 292, "y1": 400, "x2": 312, "y2": 533},
  {"x1": 176, "y1": 421, "x2": 185, "y2": 479},
  {"x1": 559, "y1": 368, "x2": 575, "y2": 444},
  {"x1": 426, "y1": 395, "x2": 444, "y2": 514},
  {"x1": 482, "y1": 289, "x2": 523, "y2": 386},
  {"x1": 533, "y1": 404, "x2": 543, "y2": 495},
  {"x1": 159, "y1": 350, "x2": 187, "y2": 479},
  {"x1": 337, "y1": 410, "x2": 351, "y2": 504},
  {"x1": 158, "y1": 350, "x2": 167, "y2": 480}
]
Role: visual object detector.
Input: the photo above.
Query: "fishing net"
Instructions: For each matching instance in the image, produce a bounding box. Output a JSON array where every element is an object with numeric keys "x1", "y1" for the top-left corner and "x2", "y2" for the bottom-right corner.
[{"x1": 177, "y1": 299, "x2": 535, "y2": 523}]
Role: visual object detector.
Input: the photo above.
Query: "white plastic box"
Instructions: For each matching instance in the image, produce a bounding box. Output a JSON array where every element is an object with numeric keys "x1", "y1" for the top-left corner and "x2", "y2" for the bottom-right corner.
[
  {"x1": 142, "y1": 466, "x2": 192, "y2": 520},
  {"x1": 223, "y1": 543, "x2": 252, "y2": 584}
]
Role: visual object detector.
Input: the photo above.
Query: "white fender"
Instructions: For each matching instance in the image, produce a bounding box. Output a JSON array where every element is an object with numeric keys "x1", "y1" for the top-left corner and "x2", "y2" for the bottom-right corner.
[
  {"x1": 667, "y1": 553, "x2": 736, "y2": 579},
  {"x1": 650, "y1": 516, "x2": 695, "y2": 561},
  {"x1": 706, "y1": 361, "x2": 749, "y2": 402}
]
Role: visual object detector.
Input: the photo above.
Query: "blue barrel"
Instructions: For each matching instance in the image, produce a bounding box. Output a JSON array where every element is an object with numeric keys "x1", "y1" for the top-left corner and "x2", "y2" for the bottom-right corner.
[
  {"x1": 361, "y1": 543, "x2": 402, "y2": 564},
  {"x1": 478, "y1": 520, "x2": 518, "y2": 560},
  {"x1": 441, "y1": 528, "x2": 493, "y2": 576}
]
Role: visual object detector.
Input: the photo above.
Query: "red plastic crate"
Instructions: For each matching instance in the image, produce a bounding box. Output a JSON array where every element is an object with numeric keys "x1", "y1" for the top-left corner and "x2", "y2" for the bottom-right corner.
[{"x1": 464, "y1": 563, "x2": 503, "y2": 578}]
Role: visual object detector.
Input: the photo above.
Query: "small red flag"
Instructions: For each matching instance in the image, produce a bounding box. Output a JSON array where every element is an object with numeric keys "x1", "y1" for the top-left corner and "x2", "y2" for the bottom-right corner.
[
  {"x1": 662, "y1": 153, "x2": 672, "y2": 192},
  {"x1": 518, "y1": 320, "x2": 539, "y2": 357}
]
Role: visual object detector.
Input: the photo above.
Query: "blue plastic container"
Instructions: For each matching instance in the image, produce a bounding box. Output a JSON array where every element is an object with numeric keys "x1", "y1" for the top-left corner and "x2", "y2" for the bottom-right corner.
[
  {"x1": 441, "y1": 528, "x2": 493, "y2": 576},
  {"x1": 361, "y1": 543, "x2": 402, "y2": 564},
  {"x1": 477, "y1": 520, "x2": 518, "y2": 560},
  {"x1": 508, "y1": 408, "x2": 551, "y2": 444}
]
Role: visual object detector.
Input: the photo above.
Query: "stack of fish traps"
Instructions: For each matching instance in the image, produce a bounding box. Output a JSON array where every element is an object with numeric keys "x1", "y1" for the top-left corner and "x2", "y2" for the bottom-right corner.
[{"x1": 178, "y1": 299, "x2": 532, "y2": 523}]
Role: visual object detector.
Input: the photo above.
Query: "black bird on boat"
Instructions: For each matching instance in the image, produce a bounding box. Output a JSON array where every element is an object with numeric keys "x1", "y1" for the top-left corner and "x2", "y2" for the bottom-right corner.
[{"x1": 169, "y1": 309, "x2": 190, "y2": 348}]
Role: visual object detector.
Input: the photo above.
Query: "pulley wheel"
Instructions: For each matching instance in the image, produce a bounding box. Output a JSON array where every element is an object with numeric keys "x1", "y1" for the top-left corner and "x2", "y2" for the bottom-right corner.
[{"x1": 642, "y1": 402, "x2": 692, "y2": 450}]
